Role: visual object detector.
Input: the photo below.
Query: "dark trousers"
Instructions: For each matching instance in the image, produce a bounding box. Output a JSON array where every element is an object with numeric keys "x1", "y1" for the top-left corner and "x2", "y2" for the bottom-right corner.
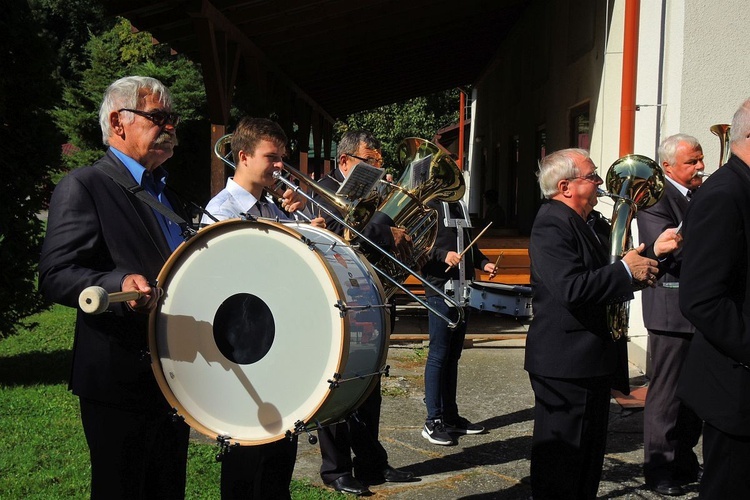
[
  {"x1": 79, "y1": 397, "x2": 190, "y2": 500},
  {"x1": 529, "y1": 374, "x2": 612, "y2": 500},
  {"x1": 220, "y1": 436, "x2": 299, "y2": 499},
  {"x1": 318, "y1": 379, "x2": 389, "y2": 483},
  {"x1": 643, "y1": 330, "x2": 702, "y2": 482},
  {"x1": 424, "y1": 296, "x2": 466, "y2": 421},
  {"x1": 700, "y1": 422, "x2": 750, "y2": 499}
]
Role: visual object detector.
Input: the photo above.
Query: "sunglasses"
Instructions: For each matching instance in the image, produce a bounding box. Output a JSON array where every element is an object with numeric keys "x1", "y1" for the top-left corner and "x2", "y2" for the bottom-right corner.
[{"x1": 118, "y1": 108, "x2": 180, "y2": 127}]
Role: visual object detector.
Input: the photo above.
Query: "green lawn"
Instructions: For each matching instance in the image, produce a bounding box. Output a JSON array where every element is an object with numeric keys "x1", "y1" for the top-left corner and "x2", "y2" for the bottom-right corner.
[{"x1": 0, "y1": 305, "x2": 342, "y2": 499}]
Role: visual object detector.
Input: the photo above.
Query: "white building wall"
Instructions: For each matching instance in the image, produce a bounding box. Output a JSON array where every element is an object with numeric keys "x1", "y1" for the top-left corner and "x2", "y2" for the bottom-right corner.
[{"x1": 469, "y1": 0, "x2": 750, "y2": 371}]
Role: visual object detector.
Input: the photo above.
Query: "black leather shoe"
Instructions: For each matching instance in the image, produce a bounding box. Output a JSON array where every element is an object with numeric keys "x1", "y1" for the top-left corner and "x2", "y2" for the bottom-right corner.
[
  {"x1": 676, "y1": 465, "x2": 703, "y2": 485},
  {"x1": 327, "y1": 474, "x2": 370, "y2": 496},
  {"x1": 382, "y1": 465, "x2": 416, "y2": 482},
  {"x1": 357, "y1": 465, "x2": 416, "y2": 485},
  {"x1": 646, "y1": 479, "x2": 684, "y2": 496}
]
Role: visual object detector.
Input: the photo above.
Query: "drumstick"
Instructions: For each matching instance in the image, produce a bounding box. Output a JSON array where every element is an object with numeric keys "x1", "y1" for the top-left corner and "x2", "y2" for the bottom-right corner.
[
  {"x1": 445, "y1": 222, "x2": 493, "y2": 272},
  {"x1": 489, "y1": 251, "x2": 505, "y2": 280},
  {"x1": 78, "y1": 286, "x2": 161, "y2": 315}
]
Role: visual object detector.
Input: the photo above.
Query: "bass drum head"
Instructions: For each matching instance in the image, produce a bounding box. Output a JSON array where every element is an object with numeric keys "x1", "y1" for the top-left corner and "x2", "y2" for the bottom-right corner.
[{"x1": 149, "y1": 219, "x2": 362, "y2": 445}]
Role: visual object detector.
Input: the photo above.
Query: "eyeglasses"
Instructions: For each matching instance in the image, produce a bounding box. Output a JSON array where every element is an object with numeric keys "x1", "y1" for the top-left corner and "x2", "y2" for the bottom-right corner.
[
  {"x1": 345, "y1": 153, "x2": 384, "y2": 167},
  {"x1": 118, "y1": 108, "x2": 180, "y2": 127},
  {"x1": 568, "y1": 169, "x2": 601, "y2": 182}
]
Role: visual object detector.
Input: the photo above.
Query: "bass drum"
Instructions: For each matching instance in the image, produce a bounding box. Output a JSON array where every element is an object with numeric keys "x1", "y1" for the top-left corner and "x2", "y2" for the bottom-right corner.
[{"x1": 149, "y1": 218, "x2": 389, "y2": 446}]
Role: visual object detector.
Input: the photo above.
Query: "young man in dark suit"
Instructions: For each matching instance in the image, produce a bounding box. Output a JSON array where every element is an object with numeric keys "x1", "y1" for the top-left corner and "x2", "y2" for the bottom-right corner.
[
  {"x1": 678, "y1": 98, "x2": 750, "y2": 499},
  {"x1": 526, "y1": 148, "x2": 679, "y2": 499},
  {"x1": 39, "y1": 76, "x2": 192, "y2": 498},
  {"x1": 638, "y1": 134, "x2": 705, "y2": 496}
]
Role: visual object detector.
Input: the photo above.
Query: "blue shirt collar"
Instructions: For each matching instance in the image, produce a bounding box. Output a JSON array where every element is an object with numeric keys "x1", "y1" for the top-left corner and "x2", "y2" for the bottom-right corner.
[{"x1": 110, "y1": 147, "x2": 169, "y2": 194}]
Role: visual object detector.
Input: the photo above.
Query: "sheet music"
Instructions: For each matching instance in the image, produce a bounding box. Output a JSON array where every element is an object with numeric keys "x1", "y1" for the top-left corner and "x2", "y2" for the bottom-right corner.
[
  {"x1": 408, "y1": 154, "x2": 432, "y2": 189},
  {"x1": 335, "y1": 162, "x2": 384, "y2": 199}
]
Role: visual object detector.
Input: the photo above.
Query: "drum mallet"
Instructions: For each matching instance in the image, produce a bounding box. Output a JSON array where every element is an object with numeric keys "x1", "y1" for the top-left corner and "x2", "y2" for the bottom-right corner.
[{"x1": 78, "y1": 286, "x2": 153, "y2": 315}]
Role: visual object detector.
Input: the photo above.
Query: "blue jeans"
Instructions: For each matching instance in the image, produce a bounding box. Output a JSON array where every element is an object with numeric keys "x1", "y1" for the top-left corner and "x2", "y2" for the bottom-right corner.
[{"x1": 424, "y1": 295, "x2": 467, "y2": 422}]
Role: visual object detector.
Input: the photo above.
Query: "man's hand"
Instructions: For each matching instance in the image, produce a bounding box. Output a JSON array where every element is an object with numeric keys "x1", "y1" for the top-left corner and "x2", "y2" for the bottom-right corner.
[
  {"x1": 390, "y1": 227, "x2": 414, "y2": 262},
  {"x1": 444, "y1": 250, "x2": 461, "y2": 268},
  {"x1": 280, "y1": 188, "x2": 306, "y2": 213},
  {"x1": 122, "y1": 274, "x2": 162, "y2": 314},
  {"x1": 310, "y1": 216, "x2": 326, "y2": 229},
  {"x1": 622, "y1": 243, "x2": 659, "y2": 287},
  {"x1": 654, "y1": 227, "x2": 683, "y2": 258},
  {"x1": 485, "y1": 262, "x2": 497, "y2": 279}
]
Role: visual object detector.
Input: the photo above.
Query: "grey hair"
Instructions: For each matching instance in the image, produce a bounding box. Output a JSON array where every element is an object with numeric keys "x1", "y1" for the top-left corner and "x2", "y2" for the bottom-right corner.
[
  {"x1": 658, "y1": 134, "x2": 701, "y2": 165},
  {"x1": 337, "y1": 131, "x2": 381, "y2": 156},
  {"x1": 537, "y1": 148, "x2": 589, "y2": 198},
  {"x1": 99, "y1": 76, "x2": 172, "y2": 145},
  {"x1": 730, "y1": 98, "x2": 750, "y2": 147}
]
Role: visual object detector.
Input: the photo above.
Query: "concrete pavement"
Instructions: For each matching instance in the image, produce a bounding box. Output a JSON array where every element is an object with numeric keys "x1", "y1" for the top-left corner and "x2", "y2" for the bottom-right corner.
[{"x1": 291, "y1": 310, "x2": 702, "y2": 499}]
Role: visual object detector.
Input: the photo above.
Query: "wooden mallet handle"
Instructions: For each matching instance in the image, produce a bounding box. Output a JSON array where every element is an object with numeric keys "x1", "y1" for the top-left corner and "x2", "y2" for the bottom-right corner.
[{"x1": 78, "y1": 286, "x2": 143, "y2": 315}]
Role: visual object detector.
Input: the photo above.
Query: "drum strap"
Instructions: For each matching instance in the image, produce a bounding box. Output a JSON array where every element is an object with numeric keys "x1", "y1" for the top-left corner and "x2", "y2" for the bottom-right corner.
[{"x1": 95, "y1": 162, "x2": 197, "y2": 239}]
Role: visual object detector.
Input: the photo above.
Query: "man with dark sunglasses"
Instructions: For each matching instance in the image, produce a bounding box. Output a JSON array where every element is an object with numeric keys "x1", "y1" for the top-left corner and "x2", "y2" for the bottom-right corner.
[{"x1": 40, "y1": 76, "x2": 193, "y2": 499}]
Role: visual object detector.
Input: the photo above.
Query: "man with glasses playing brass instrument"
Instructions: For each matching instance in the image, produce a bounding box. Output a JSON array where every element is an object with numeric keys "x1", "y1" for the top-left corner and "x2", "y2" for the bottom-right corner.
[
  {"x1": 314, "y1": 131, "x2": 416, "y2": 496},
  {"x1": 526, "y1": 148, "x2": 681, "y2": 499},
  {"x1": 637, "y1": 134, "x2": 705, "y2": 496},
  {"x1": 39, "y1": 76, "x2": 192, "y2": 499}
]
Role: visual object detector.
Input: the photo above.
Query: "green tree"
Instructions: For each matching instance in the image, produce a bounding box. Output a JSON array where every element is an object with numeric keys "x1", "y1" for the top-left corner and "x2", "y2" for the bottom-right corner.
[
  {"x1": 52, "y1": 17, "x2": 210, "y2": 204},
  {"x1": 336, "y1": 89, "x2": 460, "y2": 175},
  {"x1": 0, "y1": 0, "x2": 64, "y2": 336}
]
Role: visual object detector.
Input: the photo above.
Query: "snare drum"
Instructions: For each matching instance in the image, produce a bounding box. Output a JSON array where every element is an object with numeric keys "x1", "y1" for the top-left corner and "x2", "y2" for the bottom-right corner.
[
  {"x1": 467, "y1": 281, "x2": 533, "y2": 318},
  {"x1": 149, "y1": 219, "x2": 389, "y2": 446}
]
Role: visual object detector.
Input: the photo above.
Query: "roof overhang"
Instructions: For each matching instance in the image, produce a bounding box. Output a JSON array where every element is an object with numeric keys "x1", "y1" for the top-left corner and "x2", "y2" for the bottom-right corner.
[{"x1": 104, "y1": 0, "x2": 529, "y2": 121}]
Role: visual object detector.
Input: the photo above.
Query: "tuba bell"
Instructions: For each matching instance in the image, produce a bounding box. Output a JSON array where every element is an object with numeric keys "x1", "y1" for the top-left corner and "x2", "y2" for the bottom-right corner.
[
  {"x1": 602, "y1": 154, "x2": 665, "y2": 340},
  {"x1": 368, "y1": 138, "x2": 466, "y2": 298},
  {"x1": 710, "y1": 123, "x2": 731, "y2": 168}
]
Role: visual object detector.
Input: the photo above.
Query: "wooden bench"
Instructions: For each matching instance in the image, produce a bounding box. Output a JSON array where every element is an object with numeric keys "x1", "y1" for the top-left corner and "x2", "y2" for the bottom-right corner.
[{"x1": 401, "y1": 247, "x2": 530, "y2": 295}]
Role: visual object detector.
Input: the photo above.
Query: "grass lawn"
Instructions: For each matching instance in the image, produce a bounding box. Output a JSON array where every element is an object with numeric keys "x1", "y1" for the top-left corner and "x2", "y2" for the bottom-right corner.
[{"x1": 0, "y1": 305, "x2": 343, "y2": 499}]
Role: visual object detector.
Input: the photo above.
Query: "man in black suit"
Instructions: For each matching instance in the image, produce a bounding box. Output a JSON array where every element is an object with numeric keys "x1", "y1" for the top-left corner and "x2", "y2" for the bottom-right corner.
[
  {"x1": 39, "y1": 76, "x2": 192, "y2": 499},
  {"x1": 314, "y1": 131, "x2": 415, "y2": 496},
  {"x1": 678, "y1": 98, "x2": 750, "y2": 499},
  {"x1": 638, "y1": 134, "x2": 705, "y2": 496},
  {"x1": 526, "y1": 148, "x2": 680, "y2": 499}
]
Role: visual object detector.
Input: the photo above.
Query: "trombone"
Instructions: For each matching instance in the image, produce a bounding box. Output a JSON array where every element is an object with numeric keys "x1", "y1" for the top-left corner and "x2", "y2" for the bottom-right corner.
[{"x1": 213, "y1": 134, "x2": 465, "y2": 328}]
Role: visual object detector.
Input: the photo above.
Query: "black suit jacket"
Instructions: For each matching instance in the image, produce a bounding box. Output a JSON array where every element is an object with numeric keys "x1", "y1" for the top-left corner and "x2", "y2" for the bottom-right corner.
[
  {"x1": 678, "y1": 155, "x2": 750, "y2": 435},
  {"x1": 524, "y1": 200, "x2": 634, "y2": 392},
  {"x1": 637, "y1": 180, "x2": 695, "y2": 334},
  {"x1": 39, "y1": 150, "x2": 189, "y2": 410}
]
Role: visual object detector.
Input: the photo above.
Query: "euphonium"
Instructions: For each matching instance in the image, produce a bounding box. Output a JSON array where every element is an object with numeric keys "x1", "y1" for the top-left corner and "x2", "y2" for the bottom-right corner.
[
  {"x1": 710, "y1": 123, "x2": 731, "y2": 168},
  {"x1": 603, "y1": 154, "x2": 665, "y2": 340},
  {"x1": 369, "y1": 138, "x2": 466, "y2": 298}
]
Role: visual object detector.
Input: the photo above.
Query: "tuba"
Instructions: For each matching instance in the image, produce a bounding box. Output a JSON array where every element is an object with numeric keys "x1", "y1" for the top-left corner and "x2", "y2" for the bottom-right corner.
[
  {"x1": 602, "y1": 154, "x2": 665, "y2": 340},
  {"x1": 369, "y1": 138, "x2": 466, "y2": 298},
  {"x1": 710, "y1": 123, "x2": 731, "y2": 168}
]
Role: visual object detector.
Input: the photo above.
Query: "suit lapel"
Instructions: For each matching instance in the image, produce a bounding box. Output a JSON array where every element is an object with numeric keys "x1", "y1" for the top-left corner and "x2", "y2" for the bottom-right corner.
[{"x1": 98, "y1": 152, "x2": 173, "y2": 261}]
